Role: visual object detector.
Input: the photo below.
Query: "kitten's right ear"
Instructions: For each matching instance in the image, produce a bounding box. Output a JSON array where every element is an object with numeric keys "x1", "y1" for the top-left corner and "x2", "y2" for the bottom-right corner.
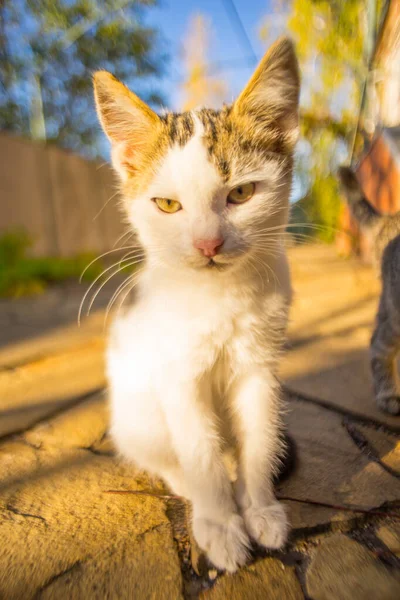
[
  {"x1": 233, "y1": 37, "x2": 300, "y2": 150},
  {"x1": 93, "y1": 71, "x2": 160, "y2": 180}
]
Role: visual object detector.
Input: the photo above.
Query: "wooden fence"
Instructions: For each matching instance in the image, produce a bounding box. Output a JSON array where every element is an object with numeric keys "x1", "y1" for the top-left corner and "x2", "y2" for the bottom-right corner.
[{"x1": 0, "y1": 132, "x2": 125, "y2": 256}]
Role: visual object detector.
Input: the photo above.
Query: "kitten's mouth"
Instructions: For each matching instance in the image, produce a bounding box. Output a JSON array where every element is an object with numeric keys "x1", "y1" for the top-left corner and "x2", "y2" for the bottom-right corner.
[{"x1": 206, "y1": 259, "x2": 229, "y2": 271}]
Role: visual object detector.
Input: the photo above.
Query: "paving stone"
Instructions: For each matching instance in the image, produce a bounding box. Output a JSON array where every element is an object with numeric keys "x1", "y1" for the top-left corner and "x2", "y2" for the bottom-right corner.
[
  {"x1": 283, "y1": 245, "x2": 400, "y2": 429},
  {"x1": 39, "y1": 526, "x2": 183, "y2": 600},
  {"x1": 0, "y1": 279, "x2": 120, "y2": 353},
  {"x1": 201, "y1": 558, "x2": 303, "y2": 600},
  {"x1": 0, "y1": 440, "x2": 38, "y2": 490},
  {"x1": 0, "y1": 339, "x2": 105, "y2": 437},
  {"x1": 23, "y1": 394, "x2": 108, "y2": 450},
  {"x1": 282, "y1": 334, "x2": 400, "y2": 430},
  {"x1": 354, "y1": 424, "x2": 400, "y2": 472},
  {"x1": 90, "y1": 433, "x2": 116, "y2": 456},
  {"x1": 0, "y1": 450, "x2": 173, "y2": 599},
  {"x1": 306, "y1": 533, "x2": 400, "y2": 600},
  {"x1": 280, "y1": 499, "x2": 357, "y2": 533},
  {"x1": 376, "y1": 520, "x2": 400, "y2": 557},
  {"x1": 278, "y1": 398, "x2": 400, "y2": 530}
]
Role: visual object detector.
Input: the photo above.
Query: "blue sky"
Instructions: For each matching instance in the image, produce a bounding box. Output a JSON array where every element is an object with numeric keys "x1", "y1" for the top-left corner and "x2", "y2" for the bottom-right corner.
[
  {"x1": 143, "y1": 1, "x2": 310, "y2": 201},
  {"x1": 145, "y1": 0, "x2": 287, "y2": 109}
]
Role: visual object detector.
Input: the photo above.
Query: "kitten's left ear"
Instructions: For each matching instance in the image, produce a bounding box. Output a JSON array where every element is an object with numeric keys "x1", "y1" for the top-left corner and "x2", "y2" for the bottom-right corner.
[{"x1": 233, "y1": 37, "x2": 300, "y2": 149}]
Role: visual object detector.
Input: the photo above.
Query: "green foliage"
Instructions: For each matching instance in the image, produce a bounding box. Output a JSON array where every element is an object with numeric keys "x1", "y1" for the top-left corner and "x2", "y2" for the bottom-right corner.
[
  {"x1": 288, "y1": 0, "x2": 365, "y2": 94},
  {"x1": 264, "y1": 0, "x2": 376, "y2": 241},
  {"x1": 298, "y1": 175, "x2": 341, "y2": 243},
  {"x1": 291, "y1": 0, "x2": 366, "y2": 239},
  {"x1": 0, "y1": 229, "x2": 104, "y2": 297},
  {"x1": 0, "y1": 0, "x2": 166, "y2": 158}
]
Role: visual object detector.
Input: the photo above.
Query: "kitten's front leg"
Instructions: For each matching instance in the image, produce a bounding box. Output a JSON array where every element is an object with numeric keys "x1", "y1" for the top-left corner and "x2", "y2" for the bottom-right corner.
[
  {"x1": 162, "y1": 378, "x2": 250, "y2": 572},
  {"x1": 232, "y1": 369, "x2": 289, "y2": 550}
]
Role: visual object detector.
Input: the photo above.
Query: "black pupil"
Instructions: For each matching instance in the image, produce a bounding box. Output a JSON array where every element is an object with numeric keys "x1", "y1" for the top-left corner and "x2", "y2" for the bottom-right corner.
[{"x1": 237, "y1": 187, "x2": 243, "y2": 195}]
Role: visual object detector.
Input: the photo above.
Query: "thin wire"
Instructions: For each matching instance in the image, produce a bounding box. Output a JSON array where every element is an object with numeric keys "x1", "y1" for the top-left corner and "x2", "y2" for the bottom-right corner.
[{"x1": 220, "y1": 0, "x2": 258, "y2": 65}]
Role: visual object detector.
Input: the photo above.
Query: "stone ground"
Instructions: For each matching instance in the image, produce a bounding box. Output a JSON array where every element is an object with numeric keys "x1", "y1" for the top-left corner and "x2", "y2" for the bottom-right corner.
[{"x1": 1, "y1": 243, "x2": 400, "y2": 599}]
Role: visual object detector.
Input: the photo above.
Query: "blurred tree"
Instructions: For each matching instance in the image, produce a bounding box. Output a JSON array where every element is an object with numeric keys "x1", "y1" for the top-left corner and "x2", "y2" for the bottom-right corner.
[
  {"x1": 262, "y1": 0, "x2": 381, "y2": 241},
  {"x1": 0, "y1": 0, "x2": 166, "y2": 157},
  {"x1": 180, "y1": 13, "x2": 228, "y2": 111}
]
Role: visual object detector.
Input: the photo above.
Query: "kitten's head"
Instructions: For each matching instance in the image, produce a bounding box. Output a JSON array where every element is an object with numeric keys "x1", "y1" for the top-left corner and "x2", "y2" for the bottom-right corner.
[{"x1": 94, "y1": 38, "x2": 300, "y2": 274}]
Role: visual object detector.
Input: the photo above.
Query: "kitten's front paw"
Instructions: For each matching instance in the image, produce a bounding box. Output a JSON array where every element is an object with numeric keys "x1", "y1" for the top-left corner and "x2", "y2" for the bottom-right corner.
[
  {"x1": 243, "y1": 502, "x2": 288, "y2": 550},
  {"x1": 193, "y1": 514, "x2": 250, "y2": 573}
]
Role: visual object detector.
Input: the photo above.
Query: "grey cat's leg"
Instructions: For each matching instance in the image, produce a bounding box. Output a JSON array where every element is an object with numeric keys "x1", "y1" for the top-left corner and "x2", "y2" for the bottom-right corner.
[
  {"x1": 371, "y1": 317, "x2": 400, "y2": 415},
  {"x1": 370, "y1": 238, "x2": 400, "y2": 415}
]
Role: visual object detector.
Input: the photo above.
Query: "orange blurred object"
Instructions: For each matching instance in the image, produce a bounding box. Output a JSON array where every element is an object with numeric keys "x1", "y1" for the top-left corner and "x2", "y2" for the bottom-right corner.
[{"x1": 337, "y1": 127, "x2": 400, "y2": 262}]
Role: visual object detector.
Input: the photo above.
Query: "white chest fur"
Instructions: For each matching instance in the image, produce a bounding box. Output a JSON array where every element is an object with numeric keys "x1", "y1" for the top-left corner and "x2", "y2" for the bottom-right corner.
[{"x1": 107, "y1": 252, "x2": 291, "y2": 400}]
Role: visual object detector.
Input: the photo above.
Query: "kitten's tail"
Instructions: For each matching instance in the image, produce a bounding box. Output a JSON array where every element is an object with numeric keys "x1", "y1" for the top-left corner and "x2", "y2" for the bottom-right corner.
[{"x1": 338, "y1": 166, "x2": 382, "y2": 230}]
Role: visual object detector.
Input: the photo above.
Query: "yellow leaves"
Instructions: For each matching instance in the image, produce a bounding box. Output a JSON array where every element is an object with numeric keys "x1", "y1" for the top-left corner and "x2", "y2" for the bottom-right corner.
[
  {"x1": 261, "y1": 1, "x2": 369, "y2": 238},
  {"x1": 180, "y1": 13, "x2": 228, "y2": 111}
]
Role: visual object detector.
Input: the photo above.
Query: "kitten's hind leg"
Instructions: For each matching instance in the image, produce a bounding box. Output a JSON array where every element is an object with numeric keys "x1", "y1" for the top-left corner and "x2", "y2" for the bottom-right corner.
[{"x1": 370, "y1": 307, "x2": 400, "y2": 415}]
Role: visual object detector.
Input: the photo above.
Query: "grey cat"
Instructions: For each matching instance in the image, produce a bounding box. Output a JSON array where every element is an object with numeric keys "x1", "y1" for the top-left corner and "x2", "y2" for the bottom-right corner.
[{"x1": 338, "y1": 166, "x2": 400, "y2": 415}]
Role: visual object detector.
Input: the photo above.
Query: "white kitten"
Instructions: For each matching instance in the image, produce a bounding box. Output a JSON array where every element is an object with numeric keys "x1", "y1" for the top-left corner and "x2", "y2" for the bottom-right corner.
[{"x1": 93, "y1": 37, "x2": 300, "y2": 573}]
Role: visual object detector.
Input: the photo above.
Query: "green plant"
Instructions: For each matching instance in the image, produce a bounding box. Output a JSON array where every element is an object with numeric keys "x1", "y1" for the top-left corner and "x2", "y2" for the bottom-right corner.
[{"x1": 0, "y1": 229, "x2": 106, "y2": 297}]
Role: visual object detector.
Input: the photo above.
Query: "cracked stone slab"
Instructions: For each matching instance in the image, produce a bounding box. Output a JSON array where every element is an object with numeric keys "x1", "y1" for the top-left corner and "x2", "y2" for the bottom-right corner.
[
  {"x1": 0, "y1": 340, "x2": 105, "y2": 437},
  {"x1": 278, "y1": 398, "x2": 400, "y2": 531},
  {"x1": 90, "y1": 433, "x2": 115, "y2": 456},
  {"x1": 376, "y1": 520, "x2": 400, "y2": 557},
  {"x1": 306, "y1": 533, "x2": 400, "y2": 600},
  {"x1": 23, "y1": 394, "x2": 108, "y2": 450},
  {"x1": 0, "y1": 440, "x2": 39, "y2": 490},
  {"x1": 282, "y1": 333, "x2": 400, "y2": 430},
  {"x1": 0, "y1": 279, "x2": 120, "y2": 355},
  {"x1": 39, "y1": 526, "x2": 183, "y2": 600},
  {"x1": 0, "y1": 449, "x2": 178, "y2": 599},
  {"x1": 283, "y1": 244, "x2": 400, "y2": 429},
  {"x1": 352, "y1": 424, "x2": 400, "y2": 473},
  {"x1": 200, "y1": 557, "x2": 303, "y2": 600}
]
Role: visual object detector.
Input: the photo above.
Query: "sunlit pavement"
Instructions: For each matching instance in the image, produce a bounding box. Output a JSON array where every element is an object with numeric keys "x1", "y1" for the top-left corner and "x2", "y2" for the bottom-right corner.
[{"x1": 1, "y1": 244, "x2": 400, "y2": 599}]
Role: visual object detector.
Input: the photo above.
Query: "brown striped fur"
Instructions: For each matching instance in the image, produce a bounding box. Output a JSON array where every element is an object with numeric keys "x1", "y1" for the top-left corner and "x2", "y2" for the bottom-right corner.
[{"x1": 93, "y1": 37, "x2": 300, "y2": 196}]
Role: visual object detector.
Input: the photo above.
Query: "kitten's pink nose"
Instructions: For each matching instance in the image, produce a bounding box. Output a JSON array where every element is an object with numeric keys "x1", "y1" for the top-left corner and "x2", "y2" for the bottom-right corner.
[{"x1": 193, "y1": 237, "x2": 224, "y2": 258}]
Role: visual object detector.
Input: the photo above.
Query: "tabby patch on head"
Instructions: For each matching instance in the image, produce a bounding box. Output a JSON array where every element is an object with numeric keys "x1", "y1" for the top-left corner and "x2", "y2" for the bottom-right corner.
[{"x1": 94, "y1": 37, "x2": 300, "y2": 272}]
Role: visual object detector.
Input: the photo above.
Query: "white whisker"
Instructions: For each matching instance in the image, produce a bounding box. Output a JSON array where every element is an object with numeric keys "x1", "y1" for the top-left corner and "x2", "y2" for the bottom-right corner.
[
  {"x1": 85, "y1": 257, "x2": 144, "y2": 319},
  {"x1": 104, "y1": 269, "x2": 143, "y2": 326},
  {"x1": 78, "y1": 251, "x2": 144, "y2": 325},
  {"x1": 79, "y1": 245, "x2": 140, "y2": 282},
  {"x1": 93, "y1": 190, "x2": 120, "y2": 221},
  {"x1": 113, "y1": 229, "x2": 136, "y2": 249}
]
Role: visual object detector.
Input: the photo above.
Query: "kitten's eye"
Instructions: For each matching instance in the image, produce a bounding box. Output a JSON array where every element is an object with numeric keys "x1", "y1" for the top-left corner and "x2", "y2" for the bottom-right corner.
[
  {"x1": 153, "y1": 198, "x2": 182, "y2": 213},
  {"x1": 227, "y1": 182, "x2": 255, "y2": 204}
]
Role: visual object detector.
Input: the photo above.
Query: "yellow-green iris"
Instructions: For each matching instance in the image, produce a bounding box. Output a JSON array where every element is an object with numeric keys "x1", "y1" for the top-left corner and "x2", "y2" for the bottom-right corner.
[
  {"x1": 227, "y1": 182, "x2": 255, "y2": 204},
  {"x1": 153, "y1": 198, "x2": 182, "y2": 213}
]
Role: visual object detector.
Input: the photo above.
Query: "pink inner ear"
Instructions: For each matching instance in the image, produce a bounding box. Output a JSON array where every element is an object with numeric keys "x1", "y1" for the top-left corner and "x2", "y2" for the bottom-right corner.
[
  {"x1": 114, "y1": 142, "x2": 136, "y2": 172},
  {"x1": 123, "y1": 143, "x2": 136, "y2": 162}
]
